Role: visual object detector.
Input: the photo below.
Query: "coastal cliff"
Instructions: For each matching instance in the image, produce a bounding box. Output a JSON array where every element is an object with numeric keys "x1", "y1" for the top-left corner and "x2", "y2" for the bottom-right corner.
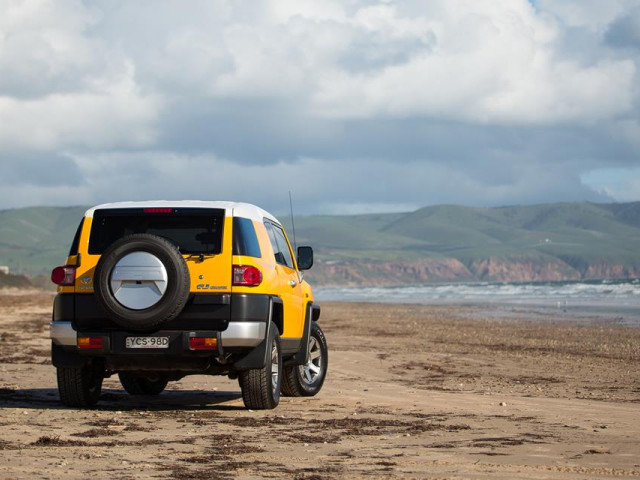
[{"x1": 307, "y1": 257, "x2": 640, "y2": 286}]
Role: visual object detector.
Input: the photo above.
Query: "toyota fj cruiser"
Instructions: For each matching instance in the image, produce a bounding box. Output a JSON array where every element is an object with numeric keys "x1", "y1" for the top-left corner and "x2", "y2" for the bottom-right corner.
[{"x1": 50, "y1": 201, "x2": 327, "y2": 410}]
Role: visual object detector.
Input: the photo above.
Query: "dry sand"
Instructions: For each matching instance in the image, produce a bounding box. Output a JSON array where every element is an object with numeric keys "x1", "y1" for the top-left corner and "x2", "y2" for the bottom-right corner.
[{"x1": 0, "y1": 291, "x2": 639, "y2": 479}]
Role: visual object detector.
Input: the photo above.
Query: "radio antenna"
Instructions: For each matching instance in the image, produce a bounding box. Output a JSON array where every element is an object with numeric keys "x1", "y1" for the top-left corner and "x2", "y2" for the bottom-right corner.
[{"x1": 288, "y1": 191, "x2": 298, "y2": 252}]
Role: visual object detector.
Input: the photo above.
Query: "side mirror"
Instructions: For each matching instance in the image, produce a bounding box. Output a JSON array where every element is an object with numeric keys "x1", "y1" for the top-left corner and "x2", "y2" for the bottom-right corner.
[{"x1": 297, "y1": 246, "x2": 313, "y2": 270}]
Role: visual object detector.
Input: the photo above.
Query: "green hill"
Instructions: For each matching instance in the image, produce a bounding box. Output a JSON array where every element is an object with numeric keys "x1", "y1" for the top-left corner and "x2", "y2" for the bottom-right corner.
[
  {"x1": 283, "y1": 202, "x2": 640, "y2": 260},
  {"x1": 0, "y1": 206, "x2": 87, "y2": 275},
  {"x1": 283, "y1": 202, "x2": 640, "y2": 284},
  {"x1": 1, "y1": 202, "x2": 639, "y2": 285}
]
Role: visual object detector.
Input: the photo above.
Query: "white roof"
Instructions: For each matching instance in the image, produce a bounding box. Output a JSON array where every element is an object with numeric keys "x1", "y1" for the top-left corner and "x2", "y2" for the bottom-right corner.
[{"x1": 84, "y1": 201, "x2": 280, "y2": 224}]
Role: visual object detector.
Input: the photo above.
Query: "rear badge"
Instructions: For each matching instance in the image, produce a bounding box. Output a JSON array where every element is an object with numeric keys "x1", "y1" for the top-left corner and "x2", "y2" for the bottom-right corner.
[
  {"x1": 196, "y1": 284, "x2": 226, "y2": 290},
  {"x1": 78, "y1": 276, "x2": 93, "y2": 290}
]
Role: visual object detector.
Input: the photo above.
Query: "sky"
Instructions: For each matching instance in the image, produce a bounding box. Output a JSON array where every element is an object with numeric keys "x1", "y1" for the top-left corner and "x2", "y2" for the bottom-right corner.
[{"x1": 1, "y1": 0, "x2": 639, "y2": 216}]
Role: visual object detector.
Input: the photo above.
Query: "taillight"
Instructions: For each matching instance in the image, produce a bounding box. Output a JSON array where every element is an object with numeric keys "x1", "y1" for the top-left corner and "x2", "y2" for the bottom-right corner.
[
  {"x1": 189, "y1": 337, "x2": 218, "y2": 350},
  {"x1": 51, "y1": 266, "x2": 76, "y2": 286},
  {"x1": 77, "y1": 336, "x2": 104, "y2": 349},
  {"x1": 232, "y1": 265, "x2": 262, "y2": 286}
]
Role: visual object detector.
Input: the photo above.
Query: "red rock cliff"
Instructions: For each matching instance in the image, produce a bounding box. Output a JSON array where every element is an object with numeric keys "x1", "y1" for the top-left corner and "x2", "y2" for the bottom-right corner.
[{"x1": 306, "y1": 257, "x2": 639, "y2": 286}]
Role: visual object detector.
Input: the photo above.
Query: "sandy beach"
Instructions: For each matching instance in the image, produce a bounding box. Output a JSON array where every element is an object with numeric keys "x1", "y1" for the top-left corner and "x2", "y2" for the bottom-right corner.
[{"x1": 1, "y1": 291, "x2": 639, "y2": 479}]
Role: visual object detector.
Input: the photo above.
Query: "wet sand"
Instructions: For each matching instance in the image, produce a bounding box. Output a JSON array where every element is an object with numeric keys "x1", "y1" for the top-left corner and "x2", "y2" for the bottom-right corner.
[{"x1": 1, "y1": 291, "x2": 639, "y2": 479}]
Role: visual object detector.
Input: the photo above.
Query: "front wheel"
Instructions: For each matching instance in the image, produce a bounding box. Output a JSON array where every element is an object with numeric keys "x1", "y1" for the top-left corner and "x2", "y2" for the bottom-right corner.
[
  {"x1": 57, "y1": 362, "x2": 104, "y2": 408},
  {"x1": 282, "y1": 322, "x2": 328, "y2": 397},
  {"x1": 238, "y1": 321, "x2": 282, "y2": 410}
]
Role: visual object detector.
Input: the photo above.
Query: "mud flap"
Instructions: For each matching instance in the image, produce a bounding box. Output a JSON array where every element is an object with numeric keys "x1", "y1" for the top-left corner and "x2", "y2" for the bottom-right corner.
[
  {"x1": 51, "y1": 342, "x2": 86, "y2": 368},
  {"x1": 232, "y1": 298, "x2": 274, "y2": 371}
]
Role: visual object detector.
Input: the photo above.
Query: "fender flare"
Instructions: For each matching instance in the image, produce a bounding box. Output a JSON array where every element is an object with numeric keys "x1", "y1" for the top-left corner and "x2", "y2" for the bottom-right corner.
[{"x1": 292, "y1": 302, "x2": 321, "y2": 365}]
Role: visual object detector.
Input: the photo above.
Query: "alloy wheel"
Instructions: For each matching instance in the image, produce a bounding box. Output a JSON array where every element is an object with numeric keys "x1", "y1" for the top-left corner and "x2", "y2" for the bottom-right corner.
[{"x1": 299, "y1": 336, "x2": 322, "y2": 385}]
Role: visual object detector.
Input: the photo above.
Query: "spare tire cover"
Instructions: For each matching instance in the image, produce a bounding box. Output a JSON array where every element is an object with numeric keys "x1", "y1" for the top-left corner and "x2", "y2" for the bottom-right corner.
[{"x1": 94, "y1": 234, "x2": 190, "y2": 331}]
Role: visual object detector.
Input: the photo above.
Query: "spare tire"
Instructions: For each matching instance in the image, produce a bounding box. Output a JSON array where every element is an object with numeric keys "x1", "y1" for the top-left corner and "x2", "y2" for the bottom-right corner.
[{"x1": 94, "y1": 234, "x2": 190, "y2": 331}]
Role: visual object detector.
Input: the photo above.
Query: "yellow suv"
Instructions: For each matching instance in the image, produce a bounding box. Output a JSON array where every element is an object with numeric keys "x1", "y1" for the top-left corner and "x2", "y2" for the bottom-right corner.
[{"x1": 50, "y1": 201, "x2": 327, "y2": 410}]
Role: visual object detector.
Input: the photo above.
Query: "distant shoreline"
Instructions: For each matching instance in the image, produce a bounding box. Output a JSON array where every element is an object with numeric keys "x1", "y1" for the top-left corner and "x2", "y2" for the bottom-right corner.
[{"x1": 316, "y1": 279, "x2": 640, "y2": 326}]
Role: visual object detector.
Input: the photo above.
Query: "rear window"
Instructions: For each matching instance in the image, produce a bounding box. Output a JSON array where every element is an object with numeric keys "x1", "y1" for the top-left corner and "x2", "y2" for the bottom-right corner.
[
  {"x1": 88, "y1": 208, "x2": 224, "y2": 255},
  {"x1": 233, "y1": 217, "x2": 261, "y2": 258},
  {"x1": 68, "y1": 218, "x2": 84, "y2": 255}
]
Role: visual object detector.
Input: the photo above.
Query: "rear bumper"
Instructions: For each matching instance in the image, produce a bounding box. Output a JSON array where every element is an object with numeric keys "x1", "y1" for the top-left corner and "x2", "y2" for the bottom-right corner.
[
  {"x1": 50, "y1": 321, "x2": 77, "y2": 346},
  {"x1": 49, "y1": 294, "x2": 307, "y2": 372},
  {"x1": 50, "y1": 321, "x2": 265, "y2": 349},
  {"x1": 55, "y1": 292, "x2": 273, "y2": 332}
]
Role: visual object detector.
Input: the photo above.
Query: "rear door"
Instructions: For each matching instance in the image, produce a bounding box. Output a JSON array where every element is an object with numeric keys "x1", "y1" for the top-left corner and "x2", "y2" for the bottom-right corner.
[
  {"x1": 264, "y1": 221, "x2": 305, "y2": 339},
  {"x1": 86, "y1": 208, "x2": 232, "y2": 294}
]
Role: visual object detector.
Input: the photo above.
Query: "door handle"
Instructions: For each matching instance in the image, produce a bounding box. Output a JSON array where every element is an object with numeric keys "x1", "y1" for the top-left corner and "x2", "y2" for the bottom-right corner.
[{"x1": 289, "y1": 280, "x2": 298, "y2": 287}]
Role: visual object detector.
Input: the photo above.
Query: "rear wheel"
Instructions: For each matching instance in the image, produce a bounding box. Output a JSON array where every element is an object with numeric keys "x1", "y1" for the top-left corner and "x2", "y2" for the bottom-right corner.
[
  {"x1": 282, "y1": 322, "x2": 328, "y2": 397},
  {"x1": 119, "y1": 373, "x2": 168, "y2": 395},
  {"x1": 57, "y1": 362, "x2": 104, "y2": 408},
  {"x1": 238, "y1": 322, "x2": 281, "y2": 410}
]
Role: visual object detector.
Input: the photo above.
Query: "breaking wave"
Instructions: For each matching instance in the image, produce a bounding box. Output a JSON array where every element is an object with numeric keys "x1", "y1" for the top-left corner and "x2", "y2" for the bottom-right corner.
[{"x1": 316, "y1": 279, "x2": 640, "y2": 308}]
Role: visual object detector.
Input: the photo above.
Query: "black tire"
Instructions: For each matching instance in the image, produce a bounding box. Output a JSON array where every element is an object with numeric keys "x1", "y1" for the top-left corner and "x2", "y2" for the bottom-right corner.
[
  {"x1": 57, "y1": 362, "x2": 103, "y2": 408},
  {"x1": 282, "y1": 322, "x2": 328, "y2": 397},
  {"x1": 118, "y1": 373, "x2": 168, "y2": 395},
  {"x1": 94, "y1": 234, "x2": 190, "y2": 331},
  {"x1": 238, "y1": 322, "x2": 282, "y2": 410}
]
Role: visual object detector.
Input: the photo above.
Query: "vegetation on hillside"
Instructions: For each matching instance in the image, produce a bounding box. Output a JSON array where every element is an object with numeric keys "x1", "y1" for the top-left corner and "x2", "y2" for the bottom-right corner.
[{"x1": 1, "y1": 202, "x2": 639, "y2": 284}]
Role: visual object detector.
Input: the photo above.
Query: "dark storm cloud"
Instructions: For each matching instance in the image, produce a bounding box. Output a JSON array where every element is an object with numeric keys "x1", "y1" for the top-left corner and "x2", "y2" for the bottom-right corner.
[
  {"x1": 158, "y1": 99, "x2": 640, "y2": 171},
  {"x1": 606, "y1": 7, "x2": 640, "y2": 49},
  {"x1": 0, "y1": 153, "x2": 83, "y2": 187}
]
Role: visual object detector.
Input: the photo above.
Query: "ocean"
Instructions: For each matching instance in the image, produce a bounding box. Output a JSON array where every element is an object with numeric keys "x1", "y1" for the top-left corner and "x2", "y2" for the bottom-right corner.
[{"x1": 315, "y1": 279, "x2": 640, "y2": 326}]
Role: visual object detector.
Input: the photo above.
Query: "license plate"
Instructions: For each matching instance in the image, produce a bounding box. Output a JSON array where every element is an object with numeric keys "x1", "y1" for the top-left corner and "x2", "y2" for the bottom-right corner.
[{"x1": 125, "y1": 336, "x2": 169, "y2": 349}]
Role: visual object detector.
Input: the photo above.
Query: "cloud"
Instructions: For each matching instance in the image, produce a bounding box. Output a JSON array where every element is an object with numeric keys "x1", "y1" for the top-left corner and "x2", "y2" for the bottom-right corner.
[
  {"x1": 581, "y1": 167, "x2": 640, "y2": 202},
  {"x1": 0, "y1": 0, "x2": 101, "y2": 99},
  {"x1": 0, "y1": 0, "x2": 639, "y2": 213},
  {"x1": 534, "y1": 0, "x2": 639, "y2": 29},
  {"x1": 0, "y1": 71, "x2": 159, "y2": 150},
  {"x1": 0, "y1": 152, "x2": 83, "y2": 187},
  {"x1": 606, "y1": 6, "x2": 640, "y2": 49},
  {"x1": 306, "y1": 1, "x2": 637, "y2": 124},
  {"x1": 0, "y1": 0, "x2": 160, "y2": 150},
  {"x1": 0, "y1": 151, "x2": 611, "y2": 214}
]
